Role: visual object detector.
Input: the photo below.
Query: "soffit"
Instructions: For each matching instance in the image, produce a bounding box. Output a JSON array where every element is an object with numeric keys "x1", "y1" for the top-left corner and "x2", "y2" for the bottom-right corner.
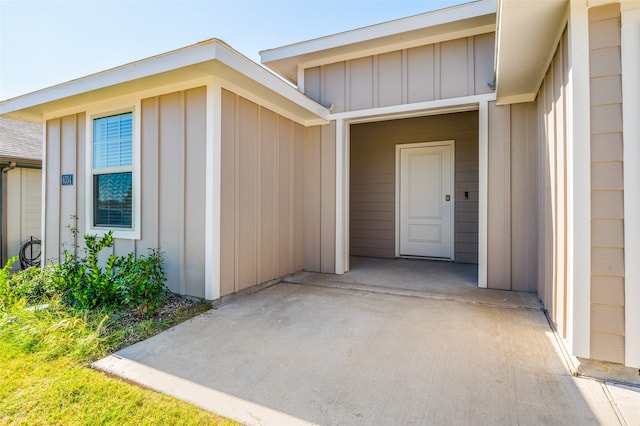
[
  {"x1": 495, "y1": 0, "x2": 568, "y2": 104},
  {"x1": 260, "y1": 0, "x2": 497, "y2": 85}
]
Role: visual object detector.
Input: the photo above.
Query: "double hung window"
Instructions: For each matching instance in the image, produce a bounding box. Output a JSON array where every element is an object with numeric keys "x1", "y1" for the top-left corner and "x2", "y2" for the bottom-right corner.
[{"x1": 92, "y1": 112, "x2": 133, "y2": 228}]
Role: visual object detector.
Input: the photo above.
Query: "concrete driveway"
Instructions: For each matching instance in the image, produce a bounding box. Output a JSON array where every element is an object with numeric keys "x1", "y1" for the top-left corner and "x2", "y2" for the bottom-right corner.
[{"x1": 94, "y1": 271, "x2": 639, "y2": 425}]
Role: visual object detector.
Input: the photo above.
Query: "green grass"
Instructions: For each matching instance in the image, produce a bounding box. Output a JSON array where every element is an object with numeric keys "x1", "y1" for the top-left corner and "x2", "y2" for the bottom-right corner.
[{"x1": 0, "y1": 298, "x2": 237, "y2": 425}]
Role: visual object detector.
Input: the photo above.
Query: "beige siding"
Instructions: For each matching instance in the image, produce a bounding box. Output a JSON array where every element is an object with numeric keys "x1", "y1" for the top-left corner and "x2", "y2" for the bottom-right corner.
[
  {"x1": 535, "y1": 27, "x2": 570, "y2": 338},
  {"x1": 589, "y1": 4, "x2": 624, "y2": 364},
  {"x1": 44, "y1": 88, "x2": 207, "y2": 298},
  {"x1": 349, "y1": 111, "x2": 479, "y2": 263},
  {"x1": 5, "y1": 167, "x2": 41, "y2": 262},
  {"x1": 304, "y1": 33, "x2": 495, "y2": 112},
  {"x1": 303, "y1": 122, "x2": 336, "y2": 273},
  {"x1": 220, "y1": 89, "x2": 306, "y2": 296}
]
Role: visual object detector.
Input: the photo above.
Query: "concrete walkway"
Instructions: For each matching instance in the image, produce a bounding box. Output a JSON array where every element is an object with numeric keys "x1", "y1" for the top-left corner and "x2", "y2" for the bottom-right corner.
[{"x1": 94, "y1": 263, "x2": 640, "y2": 425}]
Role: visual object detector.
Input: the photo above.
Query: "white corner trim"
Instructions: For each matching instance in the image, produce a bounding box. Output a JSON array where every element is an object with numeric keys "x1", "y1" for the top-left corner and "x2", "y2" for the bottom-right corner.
[
  {"x1": 621, "y1": 7, "x2": 640, "y2": 368},
  {"x1": 40, "y1": 123, "x2": 47, "y2": 265},
  {"x1": 565, "y1": 0, "x2": 591, "y2": 359},
  {"x1": 205, "y1": 81, "x2": 222, "y2": 301},
  {"x1": 478, "y1": 101, "x2": 488, "y2": 288},
  {"x1": 84, "y1": 103, "x2": 142, "y2": 240},
  {"x1": 334, "y1": 118, "x2": 345, "y2": 274}
]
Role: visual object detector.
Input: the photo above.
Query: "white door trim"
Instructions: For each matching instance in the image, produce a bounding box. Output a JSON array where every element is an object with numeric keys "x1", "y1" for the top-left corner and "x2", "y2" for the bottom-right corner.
[{"x1": 395, "y1": 141, "x2": 455, "y2": 260}]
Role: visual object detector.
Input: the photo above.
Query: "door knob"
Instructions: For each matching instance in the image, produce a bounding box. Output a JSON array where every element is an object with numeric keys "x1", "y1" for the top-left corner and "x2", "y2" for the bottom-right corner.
[{"x1": 445, "y1": 194, "x2": 451, "y2": 201}]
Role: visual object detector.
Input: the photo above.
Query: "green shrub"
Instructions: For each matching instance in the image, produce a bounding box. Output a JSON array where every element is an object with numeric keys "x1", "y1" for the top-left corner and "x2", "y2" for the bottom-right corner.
[{"x1": 52, "y1": 231, "x2": 168, "y2": 315}]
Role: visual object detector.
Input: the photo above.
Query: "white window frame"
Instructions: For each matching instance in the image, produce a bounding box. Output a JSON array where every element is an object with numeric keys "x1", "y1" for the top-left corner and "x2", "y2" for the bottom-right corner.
[{"x1": 85, "y1": 103, "x2": 141, "y2": 239}]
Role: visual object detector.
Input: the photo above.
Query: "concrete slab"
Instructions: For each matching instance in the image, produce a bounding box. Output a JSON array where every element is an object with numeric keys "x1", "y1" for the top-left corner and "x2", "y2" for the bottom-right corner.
[
  {"x1": 284, "y1": 257, "x2": 541, "y2": 310},
  {"x1": 93, "y1": 282, "x2": 635, "y2": 425}
]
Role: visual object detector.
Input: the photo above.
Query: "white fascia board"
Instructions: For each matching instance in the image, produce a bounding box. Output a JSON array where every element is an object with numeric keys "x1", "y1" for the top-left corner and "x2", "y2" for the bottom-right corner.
[
  {"x1": 260, "y1": 0, "x2": 496, "y2": 63},
  {"x1": 0, "y1": 40, "x2": 219, "y2": 115},
  {"x1": 1, "y1": 39, "x2": 329, "y2": 126},
  {"x1": 296, "y1": 24, "x2": 496, "y2": 72}
]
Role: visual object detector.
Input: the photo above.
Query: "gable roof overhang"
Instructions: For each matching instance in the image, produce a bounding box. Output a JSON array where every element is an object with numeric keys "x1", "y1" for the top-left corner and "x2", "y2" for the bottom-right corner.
[
  {"x1": 0, "y1": 40, "x2": 330, "y2": 126},
  {"x1": 260, "y1": 0, "x2": 497, "y2": 85},
  {"x1": 495, "y1": 0, "x2": 568, "y2": 104}
]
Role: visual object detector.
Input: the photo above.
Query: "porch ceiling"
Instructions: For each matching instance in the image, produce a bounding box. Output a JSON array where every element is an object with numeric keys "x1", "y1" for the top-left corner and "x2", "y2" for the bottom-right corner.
[{"x1": 495, "y1": 0, "x2": 568, "y2": 104}]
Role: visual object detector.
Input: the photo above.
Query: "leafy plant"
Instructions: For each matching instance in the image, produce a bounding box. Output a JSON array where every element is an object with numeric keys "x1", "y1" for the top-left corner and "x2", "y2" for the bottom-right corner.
[
  {"x1": 0, "y1": 256, "x2": 19, "y2": 310},
  {"x1": 51, "y1": 231, "x2": 168, "y2": 315}
]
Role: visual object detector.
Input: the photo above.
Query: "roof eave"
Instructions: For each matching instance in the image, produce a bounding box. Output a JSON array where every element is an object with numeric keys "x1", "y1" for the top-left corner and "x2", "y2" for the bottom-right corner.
[
  {"x1": 260, "y1": 0, "x2": 497, "y2": 84},
  {"x1": 0, "y1": 40, "x2": 329, "y2": 126},
  {"x1": 494, "y1": 0, "x2": 568, "y2": 105}
]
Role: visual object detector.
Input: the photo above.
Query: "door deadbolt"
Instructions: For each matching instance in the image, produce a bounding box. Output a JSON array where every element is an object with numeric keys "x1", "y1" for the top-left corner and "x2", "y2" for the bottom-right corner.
[{"x1": 445, "y1": 194, "x2": 451, "y2": 201}]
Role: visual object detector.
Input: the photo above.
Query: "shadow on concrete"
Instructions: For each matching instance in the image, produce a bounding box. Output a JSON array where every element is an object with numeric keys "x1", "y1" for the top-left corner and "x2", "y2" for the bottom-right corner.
[{"x1": 93, "y1": 258, "x2": 624, "y2": 425}]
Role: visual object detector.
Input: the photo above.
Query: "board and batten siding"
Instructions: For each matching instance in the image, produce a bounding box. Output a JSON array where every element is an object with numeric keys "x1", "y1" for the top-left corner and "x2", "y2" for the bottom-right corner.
[
  {"x1": 349, "y1": 112, "x2": 479, "y2": 263},
  {"x1": 535, "y1": 26, "x2": 570, "y2": 341},
  {"x1": 588, "y1": 4, "x2": 625, "y2": 364},
  {"x1": 5, "y1": 167, "x2": 41, "y2": 263},
  {"x1": 220, "y1": 89, "x2": 306, "y2": 296},
  {"x1": 303, "y1": 121, "x2": 336, "y2": 274},
  {"x1": 45, "y1": 87, "x2": 208, "y2": 298},
  {"x1": 304, "y1": 32, "x2": 495, "y2": 112}
]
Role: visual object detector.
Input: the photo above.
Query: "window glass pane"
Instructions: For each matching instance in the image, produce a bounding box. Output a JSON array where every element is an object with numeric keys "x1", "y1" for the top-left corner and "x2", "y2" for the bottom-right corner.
[
  {"x1": 93, "y1": 112, "x2": 133, "y2": 168},
  {"x1": 93, "y1": 172, "x2": 132, "y2": 228}
]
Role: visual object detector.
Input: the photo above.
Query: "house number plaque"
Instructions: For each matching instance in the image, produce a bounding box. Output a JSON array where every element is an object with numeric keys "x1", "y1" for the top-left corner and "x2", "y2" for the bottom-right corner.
[{"x1": 61, "y1": 174, "x2": 73, "y2": 186}]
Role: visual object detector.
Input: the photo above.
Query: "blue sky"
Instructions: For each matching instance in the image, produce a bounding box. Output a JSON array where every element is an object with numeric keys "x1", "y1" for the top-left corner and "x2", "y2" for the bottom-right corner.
[{"x1": 0, "y1": 0, "x2": 468, "y2": 100}]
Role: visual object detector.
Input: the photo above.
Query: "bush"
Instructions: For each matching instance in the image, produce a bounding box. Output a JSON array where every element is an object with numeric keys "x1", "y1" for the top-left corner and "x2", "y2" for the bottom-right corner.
[{"x1": 52, "y1": 231, "x2": 168, "y2": 315}]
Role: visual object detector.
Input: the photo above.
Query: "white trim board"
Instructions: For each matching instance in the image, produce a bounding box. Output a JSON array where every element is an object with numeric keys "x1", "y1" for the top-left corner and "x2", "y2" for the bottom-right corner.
[
  {"x1": 565, "y1": 0, "x2": 591, "y2": 359},
  {"x1": 621, "y1": 6, "x2": 640, "y2": 369}
]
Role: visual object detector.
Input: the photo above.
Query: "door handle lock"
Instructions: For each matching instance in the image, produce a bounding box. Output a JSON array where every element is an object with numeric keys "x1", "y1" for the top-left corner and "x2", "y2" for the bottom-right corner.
[{"x1": 445, "y1": 194, "x2": 451, "y2": 201}]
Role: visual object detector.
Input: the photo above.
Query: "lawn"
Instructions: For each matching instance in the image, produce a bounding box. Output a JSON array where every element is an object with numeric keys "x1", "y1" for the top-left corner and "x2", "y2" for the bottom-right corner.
[{"x1": 0, "y1": 296, "x2": 237, "y2": 425}]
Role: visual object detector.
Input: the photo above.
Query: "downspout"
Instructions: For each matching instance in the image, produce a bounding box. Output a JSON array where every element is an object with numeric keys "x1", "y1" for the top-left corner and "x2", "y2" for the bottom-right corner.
[{"x1": 1, "y1": 162, "x2": 17, "y2": 265}]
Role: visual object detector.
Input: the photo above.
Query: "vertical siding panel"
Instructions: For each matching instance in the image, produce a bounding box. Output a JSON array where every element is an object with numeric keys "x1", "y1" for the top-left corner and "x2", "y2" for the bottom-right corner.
[
  {"x1": 157, "y1": 91, "x2": 183, "y2": 294},
  {"x1": 467, "y1": 36, "x2": 475, "y2": 95},
  {"x1": 137, "y1": 97, "x2": 159, "y2": 253},
  {"x1": 45, "y1": 119, "x2": 61, "y2": 263},
  {"x1": 510, "y1": 102, "x2": 538, "y2": 292},
  {"x1": 304, "y1": 66, "x2": 322, "y2": 104},
  {"x1": 324, "y1": 62, "x2": 346, "y2": 113},
  {"x1": 294, "y1": 124, "x2": 305, "y2": 271},
  {"x1": 440, "y1": 38, "x2": 469, "y2": 99},
  {"x1": 59, "y1": 115, "x2": 77, "y2": 254},
  {"x1": 407, "y1": 45, "x2": 435, "y2": 103},
  {"x1": 259, "y1": 108, "x2": 277, "y2": 283},
  {"x1": 304, "y1": 126, "x2": 321, "y2": 272},
  {"x1": 75, "y1": 113, "x2": 86, "y2": 253},
  {"x1": 349, "y1": 57, "x2": 373, "y2": 111},
  {"x1": 321, "y1": 122, "x2": 336, "y2": 273},
  {"x1": 487, "y1": 102, "x2": 511, "y2": 290},
  {"x1": 184, "y1": 87, "x2": 207, "y2": 298},
  {"x1": 474, "y1": 33, "x2": 495, "y2": 95},
  {"x1": 220, "y1": 89, "x2": 236, "y2": 296},
  {"x1": 237, "y1": 97, "x2": 258, "y2": 290},
  {"x1": 277, "y1": 118, "x2": 292, "y2": 277},
  {"x1": 377, "y1": 51, "x2": 403, "y2": 107},
  {"x1": 113, "y1": 239, "x2": 134, "y2": 258}
]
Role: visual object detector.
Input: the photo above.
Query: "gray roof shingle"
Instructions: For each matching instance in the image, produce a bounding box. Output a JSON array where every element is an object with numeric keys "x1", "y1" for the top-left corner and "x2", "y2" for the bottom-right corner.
[{"x1": 0, "y1": 117, "x2": 42, "y2": 162}]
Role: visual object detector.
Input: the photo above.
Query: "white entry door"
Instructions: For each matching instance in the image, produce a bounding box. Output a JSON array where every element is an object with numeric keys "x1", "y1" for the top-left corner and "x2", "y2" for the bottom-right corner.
[{"x1": 397, "y1": 142, "x2": 454, "y2": 259}]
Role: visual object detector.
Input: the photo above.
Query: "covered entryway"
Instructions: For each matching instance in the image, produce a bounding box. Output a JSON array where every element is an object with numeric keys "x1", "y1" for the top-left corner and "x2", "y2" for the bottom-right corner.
[{"x1": 349, "y1": 111, "x2": 479, "y2": 281}]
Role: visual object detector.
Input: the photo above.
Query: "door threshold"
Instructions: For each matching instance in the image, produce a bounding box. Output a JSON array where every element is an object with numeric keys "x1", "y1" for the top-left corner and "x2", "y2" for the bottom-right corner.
[{"x1": 397, "y1": 255, "x2": 453, "y2": 262}]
